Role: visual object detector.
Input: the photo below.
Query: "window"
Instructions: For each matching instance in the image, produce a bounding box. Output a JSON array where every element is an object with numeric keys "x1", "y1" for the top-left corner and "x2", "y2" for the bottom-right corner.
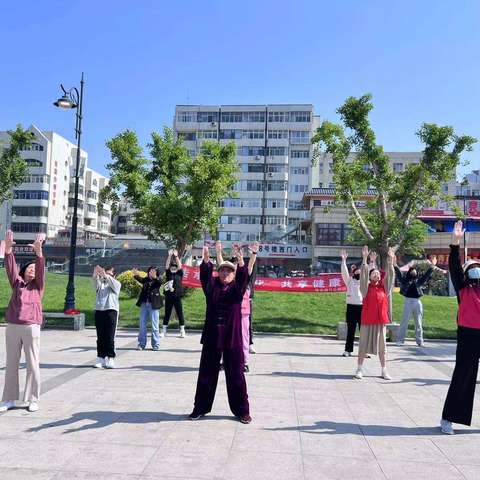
[
  {"x1": 266, "y1": 199, "x2": 287, "y2": 208},
  {"x1": 13, "y1": 190, "x2": 49, "y2": 200},
  {"x1": 313, "y1": 200, "x2": 322, "y2": 206},
  {"x1": 198, "y1": 130, "x2": 218, "y2": 139},
  {"x1": 266, "y1": 164, "x2": 287, "y2": 173},
  {"x1": 220, "y1": 198, "x2": 261, "y2": 208},
  {"x1": 178, "y1": 132, "x2": 196, "y2": 141},
  {"x1": 290, "y1": 131, "x2": 310, "y2": 144},
  {"x1": 220, "y1": 129, "x2": 242, "y2": 140},
  {"x1": 219, "y1": 231, "x2": 241, "y2": 241},
  {"x1": 240, "y1": 146, "x2": 265, "y2": 156},
  {"x1": 68, "y1": 199, "x2": 84, "y2": 209},
  {"x1": 177, "y1": 112, "x2": 196, "y2": 122},
  {"x1": 24, "y1": 159, "x2": 43, "y2": 167},
  {"x1": 69, "y1": 185, "x2": 84, "y2": 195},
  {"x1": 265, "y1": 216, "x2": 286, "y2": 225},
  {"x1": 21, "y1": 143, "x2": 44, "y2": 151},
  {"x1": 86, "y1": 190, "x2": 98, "y2": 200},
  {"x1": 87, "y1": 205, "x2": 97, "y2": 213},
  {"x1": 289, "y1": 111, "x2": 311, "y2": 122},
  {"x1": 268, "y1": 111, "x2": 287, "y2": 122},
  {"x1": 268, "y1": 146, "x2": 287, "y2": 156},
  {"x1": 393, "y1": 162, "x2": 403, "y2": 173},
  {"x1": 12, "y1": 206, "x2": 48, "y2": 217},
  {"x1": 23, "y1": 174, "x2": 50, "y2": 183},
  {"x1": 243, "y1": 130, "x2": 264, "y2": 139},
  {"x1": 268, "y1": 130, "x2": 289, "y2": 139},
  {"x1": 316, "y1": 223, "x2": 352, "y2": 246},
  {"x1": 11, "y1": 222, "x2": 47, "y2": 233},
  {"x1": 221, "y1": 112, "x2": 243, "y2": 123},
  {"x1": 197, "y1": 112, "x2": 218, "y2": 123},
  {"x1": 288, "y1": 200, "x2": 304, "y2": 210},
  {"x1": 290, "y1": 150, "x2": 310, "y2": 158},
  {"x1": 290, "y1": 184, "x2": 308, "y2": 193},
  {"x1": 99, "y1": 209, "x2": 110, "y2": 218},
  {"x1": 319, "y1": 163, "x2": 324, "y2": 174},
  {"x1": 240, "y1": 163, "x2": 264, "y2": 173},
  {"x1": 247, "y1": 180, "x2": 263, "y2": 191},
  {"x1": 290, "y1": 167, "x2": 309, "y2": 175},
  {"x1": 329, "y1": 163, "x2": 334, "y2": 174},
  {"x1": 267, "y1": 181, "x2": 287, "y2": 191},
  {"x1": 243, "y1": 111, "x2": 265, "y2": 122}
]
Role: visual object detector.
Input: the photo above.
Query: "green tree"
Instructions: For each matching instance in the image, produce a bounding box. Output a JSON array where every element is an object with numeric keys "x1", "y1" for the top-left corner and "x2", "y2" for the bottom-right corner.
[
  {"x1": 101, "y1": 127, "x2": 239, "y2": 256},
  {"x1": 0, "y1": 125, "x2": 33, "y2": 205},
  {"x1": 312, "y1": 94, "x2": 476, "y2": 264}
]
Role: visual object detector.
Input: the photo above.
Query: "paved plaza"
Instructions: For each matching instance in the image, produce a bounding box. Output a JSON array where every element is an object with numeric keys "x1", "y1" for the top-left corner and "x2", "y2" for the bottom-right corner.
[{"x1": 0, "y1": 327, "x2": 479, "y2": 480}]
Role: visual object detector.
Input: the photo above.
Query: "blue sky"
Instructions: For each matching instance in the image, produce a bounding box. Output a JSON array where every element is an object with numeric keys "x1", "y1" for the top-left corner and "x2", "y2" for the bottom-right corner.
[{"x1": 1, "y1": 0, "x2": 479, "y2": 176}]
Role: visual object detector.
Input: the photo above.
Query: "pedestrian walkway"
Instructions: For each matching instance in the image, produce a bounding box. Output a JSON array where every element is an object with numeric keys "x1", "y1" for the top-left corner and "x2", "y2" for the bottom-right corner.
[{"x1": 0, "y1": 327, "x2": 479, "y2": 479}]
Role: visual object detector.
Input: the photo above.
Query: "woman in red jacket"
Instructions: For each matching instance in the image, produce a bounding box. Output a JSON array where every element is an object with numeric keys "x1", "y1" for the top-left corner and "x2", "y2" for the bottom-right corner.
[
  {"x1": 355, "y1": 245, "x2": 395, "y2": 380},
  {"x1": 441, "y1": 220, "x2": 480, "y2": 435}
]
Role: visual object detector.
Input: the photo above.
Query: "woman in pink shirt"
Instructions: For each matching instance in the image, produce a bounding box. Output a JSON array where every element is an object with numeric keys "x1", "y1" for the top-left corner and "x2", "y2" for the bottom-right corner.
[{"x1": 0, "y1": 230, "x2": 45, "y2": 413}]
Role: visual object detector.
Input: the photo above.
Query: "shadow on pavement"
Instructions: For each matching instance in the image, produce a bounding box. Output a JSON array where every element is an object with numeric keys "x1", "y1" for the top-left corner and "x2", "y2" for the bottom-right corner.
[{"x1": 266, "y1": 420, "x2": 480, "y2": 436}]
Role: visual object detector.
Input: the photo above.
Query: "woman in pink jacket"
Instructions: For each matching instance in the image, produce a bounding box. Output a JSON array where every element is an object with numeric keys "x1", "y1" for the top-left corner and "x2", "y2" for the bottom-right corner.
[{"x1": 0, "y1": 230, "x2": 45, "y2": 413}]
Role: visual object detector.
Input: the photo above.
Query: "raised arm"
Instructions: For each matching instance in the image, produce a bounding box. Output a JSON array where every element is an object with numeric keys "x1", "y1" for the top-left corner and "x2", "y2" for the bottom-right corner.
[
  {"x1": 172, "y1": 249, "x2": 182, "y2": 269},
  {"x1": 340, "y1": 249, "x2": 350, "y2": 286},
  {"x1": 103, "y1": 274, "x2": 121, "y2": 295},
  {"x1": 368, "y1": 250, "x2": 378, "y2": 270},
  {"x1": 359, "y1": 245, "x2": 370, "y2": 297},
  {"x1": 417, "y1": 257, "x2": 435, "y2": 287},
  {"x1": 200, "y1": 245, "x2": 214, "y2": 296},
  {"x1": 449, "y1": 220, "x2": 466, "y2": 293},
  {"x1": 383, "y1": 247, "x2": 396, "y2": 293},
  {"x1": 215, "y1": 241, "x2": 224, "y2": 265},
  {"x1": 247, "y1": 242, "x2": 258, "y2": 276},
  {"x1": 29, "y1": 233, "x2": 45, "y2": 294},
  {"x1": 3, "y1": 230, "x2": 20, "y2": 288},
  {"x1": 165, "y1": 250, "x2": 173, "y2": 269},
  {"x1": 394, "y1": 265, "x2": 404, "y2": 284},
  {"x1": 233, "y1": 248, "x2": 248, "y2": 300}
]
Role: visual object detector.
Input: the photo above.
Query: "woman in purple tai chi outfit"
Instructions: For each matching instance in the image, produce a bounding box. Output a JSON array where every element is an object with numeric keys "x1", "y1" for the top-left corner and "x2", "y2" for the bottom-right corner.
[{"x1": 189, "y1": 244, "x2": 251, "y2": 424}]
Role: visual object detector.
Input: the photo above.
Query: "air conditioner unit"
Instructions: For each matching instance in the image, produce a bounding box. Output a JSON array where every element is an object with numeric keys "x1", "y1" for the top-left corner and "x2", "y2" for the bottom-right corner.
[
  {"x1": 255, "y1": 155, "x2": 261, "y2": 161},
  {"x1": 267, "y1": 172, "x2": 274, "y2": 178}
]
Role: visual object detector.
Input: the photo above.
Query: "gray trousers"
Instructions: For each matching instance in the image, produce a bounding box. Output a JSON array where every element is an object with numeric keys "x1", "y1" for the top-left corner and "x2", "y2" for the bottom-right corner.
[{"x1": 398, "y1": 297, "x2": 424, "y2": 345}]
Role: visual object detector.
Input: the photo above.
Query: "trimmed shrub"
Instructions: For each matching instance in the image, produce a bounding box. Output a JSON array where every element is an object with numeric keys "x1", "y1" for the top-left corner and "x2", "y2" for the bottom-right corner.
[{"x1": 117, "y1": 270, "x2": 146, "y2": 298}]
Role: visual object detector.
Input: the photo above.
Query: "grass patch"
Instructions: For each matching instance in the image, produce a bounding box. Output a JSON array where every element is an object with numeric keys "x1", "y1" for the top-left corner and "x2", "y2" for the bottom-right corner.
[{"x1": 0, "y1": 271, "x2": 459, "y2": 339}]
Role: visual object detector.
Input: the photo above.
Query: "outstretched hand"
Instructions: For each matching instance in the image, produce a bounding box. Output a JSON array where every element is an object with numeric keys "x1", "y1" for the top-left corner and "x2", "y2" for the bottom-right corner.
[
  {"x1": 4, "y1": 230, "x2": 15, "y2": 254},
  {"x1": 362, "y1": 245, "x2": 369, "y2": 261},
  {"x1": 428, "y1": 255, "x2": 438, "y2": 267},
  {"x1": 202, "y1": 245, "x2": 210, "y2": 262},
  {"x1": 28, "y1": 233, "x2": 43, "y2": 257},
  {"x1": 452, "y1": 220, "x2": 465, "y2": 245},
  {"x1": 340, "y1": 249, "x2": 348, "y2": 261}
]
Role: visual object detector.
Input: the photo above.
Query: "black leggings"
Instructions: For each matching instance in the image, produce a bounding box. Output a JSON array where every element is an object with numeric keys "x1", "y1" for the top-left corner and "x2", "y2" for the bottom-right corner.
[
  {"x1": 442, "y1": 326, "x2": 480, "y2": 426},
  {"x1": 344, "y1": 304, "x2": 362, "y2": 353},
  {"x1": 163, "y1": 295, "x2": 185, "y2": 326}
]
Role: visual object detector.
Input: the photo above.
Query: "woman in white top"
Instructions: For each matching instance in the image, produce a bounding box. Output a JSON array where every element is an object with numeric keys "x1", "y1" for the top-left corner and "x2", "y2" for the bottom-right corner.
[
  {"x1": 92, "y1": 265, "x2": 121, "y2": 369},
  {"x1": 340, "y1": 249, "x2": 377, "y2": 356}
]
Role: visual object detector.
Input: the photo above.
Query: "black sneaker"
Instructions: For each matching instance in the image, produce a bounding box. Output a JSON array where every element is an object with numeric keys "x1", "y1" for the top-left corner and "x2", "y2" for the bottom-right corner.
[
  {"x1": 239, "y1": 414, "x2": 252, "y2": 424},
  {"x1": 244, "y1": 364, "x2": 249, "y2": 373},
  {"x1": 188, "y1": 412, "x2": 203, "y2": 420}
]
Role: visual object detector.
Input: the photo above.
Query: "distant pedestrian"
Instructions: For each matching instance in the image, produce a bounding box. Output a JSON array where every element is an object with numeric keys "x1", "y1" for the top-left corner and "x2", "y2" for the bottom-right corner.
[
  {"x1": 354, "y1": 246, "x2": 395, "y2": 381},
  {"x1": 0, "y1": 231, "x2": 45, "y2": 413},
  {"x1": 189, "y1": 245, "x2": 251, "y2": 424},
  {"x1": 441, "y1": 221, "x2": 480, "y2": 435},
  {"x1": 162, "y1": 249, "x2": 186, "y2": 338},
  {"x1": 93, "y1": 265, "x2": 121, "y2": 369},
  {"x1": 395, "y1": 257, "x2": 436, "y2": 347},
  {"x1": 133, "y1": 266, "x2": 163, "y2": 350}
]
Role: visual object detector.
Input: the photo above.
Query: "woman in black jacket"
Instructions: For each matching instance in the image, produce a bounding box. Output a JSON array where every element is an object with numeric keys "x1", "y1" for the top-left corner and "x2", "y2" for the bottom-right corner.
[{"x1": 133, "y1": 267, "x2": 163, "y2": 350}]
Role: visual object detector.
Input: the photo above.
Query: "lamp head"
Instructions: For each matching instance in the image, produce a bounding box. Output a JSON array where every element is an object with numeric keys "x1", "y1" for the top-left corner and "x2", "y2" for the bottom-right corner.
[{"x1": 54, "y1": 94, "x2": 77, "y2": 109}]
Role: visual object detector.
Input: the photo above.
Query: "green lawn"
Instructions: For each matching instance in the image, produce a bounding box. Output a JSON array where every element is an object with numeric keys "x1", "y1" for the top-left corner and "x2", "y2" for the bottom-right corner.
[{"x1": 0, "y1": 271, "x2": 459, "y2": 339}]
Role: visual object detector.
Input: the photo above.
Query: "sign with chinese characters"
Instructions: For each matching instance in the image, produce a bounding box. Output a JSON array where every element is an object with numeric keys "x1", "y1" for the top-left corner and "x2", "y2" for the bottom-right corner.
[
  {"x1": 182, "y1": 265, "x2": 346, "y2": 293},
  {"x1": 257, "y1": 244, "x2": 311, "y2": 259}
]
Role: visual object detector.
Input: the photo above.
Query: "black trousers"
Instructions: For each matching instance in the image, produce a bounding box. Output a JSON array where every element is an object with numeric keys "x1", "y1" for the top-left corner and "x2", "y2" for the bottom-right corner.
[
  {"x1": 193, "y1": 345, "x2": 249, "y2": 417},
  {"x1": 95, "y1": 309, "x2": 118, "y2": 358},
  {"x1": 163, "y1": 295, "x2": 185, "y2": 326},
  {"x1": 345, "y1": 304, "x2": 362, "y2": 353},
  {"x1": 442, "y1": 326, "x2": 480, "y2": 426}
]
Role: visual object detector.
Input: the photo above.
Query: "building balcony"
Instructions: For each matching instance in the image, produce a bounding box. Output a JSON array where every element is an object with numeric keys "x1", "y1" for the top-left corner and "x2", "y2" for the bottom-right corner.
[
  {"x1": 265, "y1": 172, "x2": 289, "y2": 182},
  {"x1": 423, "y1": 232, "x2": 480, "y2": 250}
]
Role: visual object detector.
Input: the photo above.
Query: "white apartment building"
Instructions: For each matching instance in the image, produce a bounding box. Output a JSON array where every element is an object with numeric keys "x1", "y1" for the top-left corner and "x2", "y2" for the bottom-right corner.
[
  {"x1": 0, "y1": 125, "x2": 112, "y2": 243},
  {"x1": 174, "y1": 105, "x2": 321, "y2": 244}
]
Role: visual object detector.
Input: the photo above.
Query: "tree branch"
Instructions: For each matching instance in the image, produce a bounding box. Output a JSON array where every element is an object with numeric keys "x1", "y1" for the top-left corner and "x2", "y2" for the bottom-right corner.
[{"x1": 349, "y1": 194, "x2": 374, "y2": 240}]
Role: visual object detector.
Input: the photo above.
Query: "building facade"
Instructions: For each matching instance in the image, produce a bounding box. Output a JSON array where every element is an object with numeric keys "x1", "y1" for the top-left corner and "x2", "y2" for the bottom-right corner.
[
  {"x1": 174, "y1": 104, "x2": 320, "y2": 245},
  {"x1": 0, "y1": 125, "x2": 112, "y2": 244}
]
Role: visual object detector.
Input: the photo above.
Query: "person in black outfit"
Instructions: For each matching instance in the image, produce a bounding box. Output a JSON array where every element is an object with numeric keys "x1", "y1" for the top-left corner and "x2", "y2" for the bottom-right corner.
[
  {"x1": 395, "y1": 257, "x2": 436, "y2": 347},
  {"x1": 133, "y1": 266, "x2": 163, "y2": 350},
  {"x1": 441, "y1": 220, "x2": 480, "y2": 435},
  {"x1": 247, "y1": 262, "x2": 257, "y2": 354},
  {"x1": 162, "y1": 249, "x2": 186, "y2": 337}
]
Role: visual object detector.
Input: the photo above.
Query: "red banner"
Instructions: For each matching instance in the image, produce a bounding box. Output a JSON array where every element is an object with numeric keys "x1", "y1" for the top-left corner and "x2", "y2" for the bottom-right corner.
[{"x1": 182, "y1": 265, "x2": 347, "y2": 293}]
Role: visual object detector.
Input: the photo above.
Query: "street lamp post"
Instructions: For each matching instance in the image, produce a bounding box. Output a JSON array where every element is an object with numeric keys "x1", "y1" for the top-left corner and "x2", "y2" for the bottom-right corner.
[{"x1": 54, "y1": 73, "x2": 85, "y2": 313}]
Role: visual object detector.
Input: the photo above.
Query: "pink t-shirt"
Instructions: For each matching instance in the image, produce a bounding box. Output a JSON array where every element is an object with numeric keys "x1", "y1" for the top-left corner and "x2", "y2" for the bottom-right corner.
[
  {"x1": 241, "y1": 287, "x2": 251, "y2": 316},
  {"x1": 5, "y1": 252, "x2": 45, "y2": 325},
  {"x1": 458, "y1": 286, "x2": 480, "y2": 330}
]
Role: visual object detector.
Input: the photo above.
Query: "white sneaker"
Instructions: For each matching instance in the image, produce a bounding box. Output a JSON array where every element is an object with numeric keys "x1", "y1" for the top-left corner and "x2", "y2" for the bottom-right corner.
[
  {"x1": 93, "y1": 357, "x2": 104, "y2": 368},
  {"x1": 342, "y1": 351, "x2": 351, "y2": 357},
  {"x1": 105, "y1": 357, "x2": 115, "y2": 369},
  {"x1": 249, "y1": 345, "x2": 256, "y2": 354},
  {"x1": 354, "y1": 368, "x2": 363, "y2": 379},
  {"x1": 441, "y1": 419, "x2": 454, "y2": 435},
  {"x1": 160, "y1": 326, "x2": 167, "y2": 338},
  {"x1": 418, "y1": 342, "x2": 426, "y2": 347},
  {"x1": 0, "y1": 400, "x2": 15, "y2": 412},
  {"x1": 382, "y1": 368, "x2": 392, "y2": 380},
  {"x1": 179, "y1": 326, "x2": 186, "y2": 338},
  {"x1": 395, "y1": 341, "x2": 404, "y2": 347},
  {"x1": 28, "y1": 402, "x2": 39, "y2": 412}
]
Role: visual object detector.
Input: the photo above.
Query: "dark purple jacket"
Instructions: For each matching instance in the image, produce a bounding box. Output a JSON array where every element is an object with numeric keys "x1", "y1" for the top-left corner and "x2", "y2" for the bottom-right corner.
[{"x1": 200, "y1": 261, "x2": 248, "y2": 349}]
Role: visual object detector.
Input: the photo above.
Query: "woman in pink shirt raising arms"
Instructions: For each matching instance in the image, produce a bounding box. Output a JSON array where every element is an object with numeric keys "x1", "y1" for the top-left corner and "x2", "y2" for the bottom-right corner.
[{"x1": 0, "y1": 230, "x2": 45, "y2": 413}]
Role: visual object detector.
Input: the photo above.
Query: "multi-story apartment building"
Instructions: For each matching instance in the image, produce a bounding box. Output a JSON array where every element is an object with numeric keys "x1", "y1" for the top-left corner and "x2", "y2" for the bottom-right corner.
[
  {"x1": 174, "y1": 104, "x2": 321, "y2": 245},
  {"x1": 0, "y1": 125, "x2": 112, "y2": 244}
]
